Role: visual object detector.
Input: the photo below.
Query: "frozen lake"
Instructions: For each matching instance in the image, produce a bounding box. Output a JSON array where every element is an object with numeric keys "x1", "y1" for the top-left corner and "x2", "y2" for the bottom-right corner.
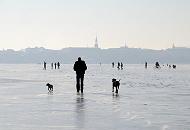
[{"x1": 0, "y1": 64, "x2": 190, "y2": 130}]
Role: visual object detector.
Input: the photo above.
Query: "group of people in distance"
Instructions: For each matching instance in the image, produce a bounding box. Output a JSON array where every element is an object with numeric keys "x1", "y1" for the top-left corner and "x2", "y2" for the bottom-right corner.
[
  {"x1": 112, "y1": 62, "x2": 123, "y2": 70},
  {"x1": 145, "y1": 61, "x2": 177, "y2": 69},
  {"x1": 167, "y1": 64, "x2": 177, "y2": 69},
  {"x1": 43, "y1": 62, "x2": 61, "y2": 70},
  {"x1": 51, "y1": 62, "x2": 60, "y2": 69}
]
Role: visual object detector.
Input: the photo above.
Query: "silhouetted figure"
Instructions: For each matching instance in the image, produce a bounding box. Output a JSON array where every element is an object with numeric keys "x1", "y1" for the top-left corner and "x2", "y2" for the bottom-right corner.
[
  {"x1": 43, "y1": 61, "x2": 47, "y2": 70},
  {"x1": 54, "y1": 63, "x2": 57, "y2": 69},
  {"x1": 173, "y1": 65, "x2": 176, "y2": 69},
  {"x1": 155, "y1": 62, "x2": 160, "y2": 68},
  {"x1": 57, "y1": 62, "x2": 60, "y2": 69},
  {"x1": 117, "y1": 62, "x2": 120, "y2": 70},
  {"x1": 51, "y1": 63, "x2": 53, "y2": 69},
  {"x1": 112, "y1": 62, "x2": 114, "y2": 68},
  {"x1": 169, "y1": 65, "x2": 171, "y2": 68},
  {"x1": 73, "y1": 57, "x2": 87, "y2": 93},
  {"x1": 121, "y1": 62, "x2": 123, "y2": 70},
  {"x1": 145, "y1": 62, "x2": 147, "y2": 69}
]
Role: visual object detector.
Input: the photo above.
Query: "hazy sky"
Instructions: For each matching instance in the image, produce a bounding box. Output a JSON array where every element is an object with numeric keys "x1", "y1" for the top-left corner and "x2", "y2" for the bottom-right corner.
[{"x1": 0, "y1": 0, "x2": 190, "y2": 50}]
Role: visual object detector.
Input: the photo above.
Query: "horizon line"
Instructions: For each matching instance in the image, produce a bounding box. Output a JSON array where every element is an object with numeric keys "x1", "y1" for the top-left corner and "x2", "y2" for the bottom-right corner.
[{"x1": 0, "y1": 46, "x2": 189, "y2": 51}]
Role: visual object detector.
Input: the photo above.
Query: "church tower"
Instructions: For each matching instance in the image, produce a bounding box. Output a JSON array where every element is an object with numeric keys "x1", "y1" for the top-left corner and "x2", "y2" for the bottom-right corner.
[
  {"x1": 94, "y1": 36, "x2": 99, "y2": 48},
  {"x1": 172, "y1": 43, "x2": 175, "y2": 48},
  {"x1": 124, "y1": 41, "x2": 128, "y2": 48}
]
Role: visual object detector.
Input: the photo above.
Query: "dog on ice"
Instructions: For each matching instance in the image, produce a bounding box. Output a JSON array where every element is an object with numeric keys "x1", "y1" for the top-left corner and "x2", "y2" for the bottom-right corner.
[
  {"x1": 112, "y1": 78, "x2": 120, "y2": 93},
  {"x1": 46, "y1": 83, "x2": 53, "y2": 91}
]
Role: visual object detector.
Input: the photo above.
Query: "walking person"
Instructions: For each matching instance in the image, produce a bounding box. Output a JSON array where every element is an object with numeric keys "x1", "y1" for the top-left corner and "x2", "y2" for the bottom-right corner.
[
  {"x1": 155, "y1": 62, "x2": 160, "y2": 68},
  {"x1": 112, "y1": 62, "x2": 114, "y2": 68},
  {"x1": 121, "y1": 62, "x2": 123, "y2": 70},
  {"x1": 145, "y1": 62, "x2": 147, "y2": 69},
  {"x1": 117, "y1": 62, "x2": 120, "y2": 70},
  {"x1": 51, "y1": 63, "x2": 53, "y2": 69},
  {"x1": 57, "y1": 62, "x2": 60, "y2": 69},
  {"x1": 54, "y1": 63, "x2": 57, "y2": 69},
  {"x1": 73, "y1": 57, "x2": 87, "y2": 93},
  {"x1": 43, "y1": 61, "x2": 47, "y2": 70}
]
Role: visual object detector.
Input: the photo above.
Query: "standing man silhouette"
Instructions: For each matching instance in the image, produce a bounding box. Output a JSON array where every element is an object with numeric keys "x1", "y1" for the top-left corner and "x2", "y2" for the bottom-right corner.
[{"x1": 73, "y1": 57, "x2": 87, "y2": 93}]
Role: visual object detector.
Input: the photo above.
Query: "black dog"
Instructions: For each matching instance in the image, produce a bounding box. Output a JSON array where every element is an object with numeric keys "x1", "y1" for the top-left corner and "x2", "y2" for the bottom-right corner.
[
  {"x1": 112, "y1": 78, "x2": 120, "y2": 93},
  {"x1": 46, "y1": 83, "x2": 53, "y2": 91}
]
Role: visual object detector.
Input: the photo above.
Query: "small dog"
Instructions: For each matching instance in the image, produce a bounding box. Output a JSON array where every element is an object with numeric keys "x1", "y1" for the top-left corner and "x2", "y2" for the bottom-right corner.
[
  {"x1": 112, "y1": 78, "x2": 120, "y2": 93},
  {"x1": 46, "y1": 83, "x2": 53, "y2": 91}
]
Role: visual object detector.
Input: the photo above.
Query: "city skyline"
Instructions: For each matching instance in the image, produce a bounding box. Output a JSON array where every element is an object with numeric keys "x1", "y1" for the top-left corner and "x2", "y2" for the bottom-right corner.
[
  {"x1": 0, "y1": 35, "x2": 187, "y2": 51},
  {"x1": 0, "y1": 0, "x2": 190, "y2": 50}
]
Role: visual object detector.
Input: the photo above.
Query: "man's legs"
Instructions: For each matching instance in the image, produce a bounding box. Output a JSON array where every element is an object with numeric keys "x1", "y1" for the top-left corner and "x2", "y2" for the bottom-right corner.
[
  {"x1": 76, "y1": 75, "x2": 80, "y2": 92},
  {"x1": 81, "y1": 75, "x2": 84, "y2": 93}
]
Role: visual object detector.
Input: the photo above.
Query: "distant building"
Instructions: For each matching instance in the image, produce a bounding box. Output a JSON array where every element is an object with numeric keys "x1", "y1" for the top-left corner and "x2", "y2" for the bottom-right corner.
[
  {"x1": 120, "y1": 41, "x2": 128, "y2": 48},
  {"x1": 94, "y1": 36, "x2": 99, "y2": 48},
  {"x1": 124, "y1": 41, "x2": 128, "y2": 48},
  {"x1": 172, "y1": 43, "x2": 175, "y2": 48}
]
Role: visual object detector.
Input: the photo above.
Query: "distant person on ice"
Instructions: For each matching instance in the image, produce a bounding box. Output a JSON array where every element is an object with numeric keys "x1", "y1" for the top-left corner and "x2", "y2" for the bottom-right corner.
[
  {"x1": 57, "y1": 62, "x2": 60, "y2": 69},
  {"x1": 117, "y1": 62, "x2": 120, "y2": 70},
  {"x1": 145, "y1": 62, "x2": 147, "y2": 69},
  {"x1": 54, "y1": 63, "x2": 57, "y2": 69},
  {"x1": 43, "y1": 61, "x2": 47, "y2": 70},
  {"x1": 73, "y1": 57, "x2": 87, "y2": 93},
  {"x1": 51, "y1": 63, "x2": 53, "y2": 69},
  {"x1": 155, "y1": 62, "x2": 160, "y2": 68},
  {"x1": 112, "y1": 62, "x2": 114, "y2": 68},
  {"x1": 121, "y1": 62, "x2": 123, "y2": 70}
]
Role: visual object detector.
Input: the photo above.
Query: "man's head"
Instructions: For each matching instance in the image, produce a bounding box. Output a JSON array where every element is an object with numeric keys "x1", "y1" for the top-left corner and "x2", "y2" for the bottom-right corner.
[{"x1": 78, "y1": 57, "x2": 81, "y2": 61}]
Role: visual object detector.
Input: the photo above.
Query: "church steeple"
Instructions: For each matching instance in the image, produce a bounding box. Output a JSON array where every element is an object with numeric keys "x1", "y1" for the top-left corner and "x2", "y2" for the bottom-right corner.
[
  {"x1": 124, "y1": 41, "x2": 128, "y2": 48},
  {"x1": 172, "y1": 43, "x2": 175, "y2": 48},
  {"x1": 94, "y1": 36, "x2": 99, "y2": 48}
]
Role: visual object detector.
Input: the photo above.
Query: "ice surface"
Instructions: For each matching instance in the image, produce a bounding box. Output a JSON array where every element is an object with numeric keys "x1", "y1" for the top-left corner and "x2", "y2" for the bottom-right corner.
[{"x1": 0, "y1": 64, "x2": 190, "y2": 130}]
